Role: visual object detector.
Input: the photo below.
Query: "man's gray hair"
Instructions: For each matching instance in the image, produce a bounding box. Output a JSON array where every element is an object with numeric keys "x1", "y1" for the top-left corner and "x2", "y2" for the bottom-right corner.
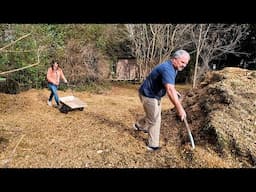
[{"x1": 172, "y1": 49, "x2": 190, "y2": 60}]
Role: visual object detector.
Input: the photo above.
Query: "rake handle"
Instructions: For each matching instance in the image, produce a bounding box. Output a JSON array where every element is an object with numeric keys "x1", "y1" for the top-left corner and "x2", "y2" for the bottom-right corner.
[{"x1": 184, "y1": 118, "x2": 195, "y2": 149}]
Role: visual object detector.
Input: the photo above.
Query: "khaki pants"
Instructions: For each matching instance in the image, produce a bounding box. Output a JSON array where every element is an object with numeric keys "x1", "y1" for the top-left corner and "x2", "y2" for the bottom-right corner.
[{"x1": 136, "y1": 93, "x2": 161, "y2": 147}]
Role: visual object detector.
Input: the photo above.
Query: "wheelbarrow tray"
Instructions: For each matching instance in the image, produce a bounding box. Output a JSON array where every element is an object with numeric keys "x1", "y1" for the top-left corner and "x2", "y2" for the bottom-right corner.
[{"x1": 59, "y1": 95, "x2": 86, "y2": 112}]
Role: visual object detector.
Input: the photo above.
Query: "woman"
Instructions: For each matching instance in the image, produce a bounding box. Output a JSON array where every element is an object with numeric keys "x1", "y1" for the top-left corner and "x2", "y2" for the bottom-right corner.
[{"x1": 46, "y1": 60, "x2": 68, "y2": 108}]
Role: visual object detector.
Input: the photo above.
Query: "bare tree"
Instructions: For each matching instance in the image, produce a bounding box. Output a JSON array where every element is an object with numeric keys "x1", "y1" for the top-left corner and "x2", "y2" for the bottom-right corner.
[
  {"x1": 190, "y1": 24, "x2": 249, "y2": 87},
  {"x1": 62, "y1": 39, "x2": 109, "y2": 85},
  {"x1": 126, "y1": 24, "x2": 249, "y2": 86},
  {"x1": 191, "y1": 24, "x2": 211, "y2": 88},
  {"x1": 125, "y1": 24, "x2": 193, "y2": 80}
]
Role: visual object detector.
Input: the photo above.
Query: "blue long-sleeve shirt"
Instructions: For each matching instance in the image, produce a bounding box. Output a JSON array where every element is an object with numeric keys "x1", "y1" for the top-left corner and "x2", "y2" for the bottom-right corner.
[{"x1": 139, "y1": 60, "x2": 177, "y2": 100}]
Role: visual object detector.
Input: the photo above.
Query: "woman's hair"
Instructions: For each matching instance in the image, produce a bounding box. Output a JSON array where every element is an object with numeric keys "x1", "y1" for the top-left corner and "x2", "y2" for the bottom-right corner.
[{"x1": 51, "y1": 60, "x2": 59, "y2": 70}]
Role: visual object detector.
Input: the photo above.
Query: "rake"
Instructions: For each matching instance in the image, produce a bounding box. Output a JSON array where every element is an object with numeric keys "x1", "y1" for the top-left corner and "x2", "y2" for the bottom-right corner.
[{"x1": 184, "y1": 117, "x2": 195, "y2": 149}]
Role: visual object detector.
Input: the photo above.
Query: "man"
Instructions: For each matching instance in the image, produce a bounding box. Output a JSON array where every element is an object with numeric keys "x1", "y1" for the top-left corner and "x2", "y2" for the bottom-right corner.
[
  {"x1": 133, "y1": 49, "x2": 190, "y2": 151},
  {"x1": 46, "y1": 60, "x2": 68, "y2": 108}
]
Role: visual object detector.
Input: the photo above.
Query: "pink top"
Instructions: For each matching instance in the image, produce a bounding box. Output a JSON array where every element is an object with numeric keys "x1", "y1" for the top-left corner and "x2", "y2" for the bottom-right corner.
[{"x1": 47, "y1": 67, "x2": 67, "y2": 86}]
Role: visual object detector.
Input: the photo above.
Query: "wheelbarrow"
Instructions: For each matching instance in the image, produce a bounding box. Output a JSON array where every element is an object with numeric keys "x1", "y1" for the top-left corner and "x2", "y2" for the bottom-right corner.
[{"x1": 59, "y1": 84, "x2": 86, "y2": 114}]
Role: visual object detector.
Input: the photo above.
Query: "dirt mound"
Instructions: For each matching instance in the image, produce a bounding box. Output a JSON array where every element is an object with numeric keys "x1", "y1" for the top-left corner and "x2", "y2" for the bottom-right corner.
[{"x1": 175, "y1": 67, "x2": 256, "y2": 167}]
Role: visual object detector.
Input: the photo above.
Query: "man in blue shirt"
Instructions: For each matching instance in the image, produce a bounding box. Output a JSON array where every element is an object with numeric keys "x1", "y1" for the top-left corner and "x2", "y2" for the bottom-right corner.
[{"x1": 133, "y1": 49, "x2": 190, "y2": 151}]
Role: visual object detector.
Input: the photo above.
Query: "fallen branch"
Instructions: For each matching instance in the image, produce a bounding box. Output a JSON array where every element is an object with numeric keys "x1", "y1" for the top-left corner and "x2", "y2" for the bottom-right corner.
[
  {"x1": 0, "y1": 62, "x2": 40, "y2": 75},
  {"x1": 2, "y1": 134, "x2": 25, "y2": 168},
  {"x1": 0, "y1": 46, "x2": 43, "y2": 75},
  {"x1": 0, "y1": 49, "x2": 39, "y2": 53},
  {"x1": 0, "y1": 33, "x2": 31, "y2": 52}
]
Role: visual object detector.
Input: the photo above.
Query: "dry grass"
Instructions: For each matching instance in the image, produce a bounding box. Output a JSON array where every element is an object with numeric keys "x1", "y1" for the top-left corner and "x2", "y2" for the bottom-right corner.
[{"x1": 0, "y1": 81, "x2": 244, "y2": 168}]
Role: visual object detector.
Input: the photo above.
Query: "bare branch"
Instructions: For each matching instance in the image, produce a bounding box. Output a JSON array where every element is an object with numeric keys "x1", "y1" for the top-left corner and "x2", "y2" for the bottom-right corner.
[
  {"x1": 0, "y1": 33, "x2": 31, "y2": 52},
  {"x1": 0, "y1": 49, "x2": 39, "y2": 53},
  {"x1": 190, "y1": 24, "x2": 249, "y2": 86},
  {"x1": 0, "y1": 46, "x2": 42, "y2": 75},
  {"x1": 2, "y1": 134, "x2": 25, "y2": 168},
  {"x1": 126, "y1": 24, "x2": 194, "y2": 79}
]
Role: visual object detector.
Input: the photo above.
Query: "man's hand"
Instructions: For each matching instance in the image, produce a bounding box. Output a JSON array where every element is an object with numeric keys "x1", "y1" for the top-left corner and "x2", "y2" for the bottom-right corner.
[{"x1": 178, "y1": 107, "x2": 186, "y2": 121}]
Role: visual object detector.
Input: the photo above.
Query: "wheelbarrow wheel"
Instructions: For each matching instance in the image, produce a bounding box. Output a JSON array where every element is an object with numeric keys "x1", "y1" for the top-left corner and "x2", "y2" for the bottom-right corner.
[{"x1": 59, "y1": 105, "x2": 70, "y2": 114}]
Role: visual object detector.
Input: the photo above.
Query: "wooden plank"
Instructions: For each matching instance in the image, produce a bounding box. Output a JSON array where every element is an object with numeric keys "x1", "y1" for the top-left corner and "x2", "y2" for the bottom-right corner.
[{"x1": 59, "y1": 96, "x2": 86, "y2": 109}]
